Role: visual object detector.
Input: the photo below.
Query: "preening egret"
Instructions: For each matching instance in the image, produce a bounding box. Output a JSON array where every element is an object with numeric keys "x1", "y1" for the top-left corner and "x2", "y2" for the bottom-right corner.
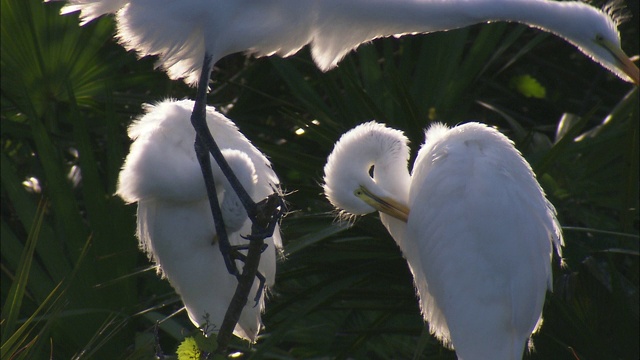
[
  {"x1": 323, "y1": 121, "x2": 563, "y2": 359},
  {"x1": 116, "y1": 99, "x2": 281, "y2": 341}
]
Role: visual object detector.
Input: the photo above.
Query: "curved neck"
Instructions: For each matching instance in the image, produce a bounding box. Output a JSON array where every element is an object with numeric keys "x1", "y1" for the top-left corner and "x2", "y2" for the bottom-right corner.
[{"x1": 324, "y1": 0, "x2": 580, "y2": 37}]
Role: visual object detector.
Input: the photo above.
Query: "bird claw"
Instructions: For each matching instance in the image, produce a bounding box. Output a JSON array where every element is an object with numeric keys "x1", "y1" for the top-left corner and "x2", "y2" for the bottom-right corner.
[
  {"x1": 218, "y1": 192, "x2": 282, "y2": 278},
  {"x1": 217, "y1": 192, "x2": 283, "y2": 301},
  {"x1": 244, "y1": 192, "x2": 285, "y2": 242},
  {"x1": 221, "y1": 250, "x2": 241, "y2": 278},
  {"x1": 227, "y1": 247, "x2": 267, "y2": 304}
]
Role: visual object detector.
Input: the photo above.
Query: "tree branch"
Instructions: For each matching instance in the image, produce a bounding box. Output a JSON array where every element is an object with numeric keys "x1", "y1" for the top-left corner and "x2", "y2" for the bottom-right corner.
[
  {"x1": 214, "y1": 238, "x2": 263, "y2": 354},
  {"x1": 214, "y1": 193, "x2": 283, "y2": 355}
]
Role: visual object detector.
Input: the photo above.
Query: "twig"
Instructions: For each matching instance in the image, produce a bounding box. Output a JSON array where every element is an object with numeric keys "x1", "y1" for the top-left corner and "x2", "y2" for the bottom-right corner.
[{"x1": 214, "y1": 238, "x2": 264, "y2": 354}]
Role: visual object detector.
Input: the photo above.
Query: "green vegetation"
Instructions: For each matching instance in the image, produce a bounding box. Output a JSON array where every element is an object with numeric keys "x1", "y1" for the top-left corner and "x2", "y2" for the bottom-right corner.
[{"x1": 2, "y1": 0, "x2": 638, "y2": 358}]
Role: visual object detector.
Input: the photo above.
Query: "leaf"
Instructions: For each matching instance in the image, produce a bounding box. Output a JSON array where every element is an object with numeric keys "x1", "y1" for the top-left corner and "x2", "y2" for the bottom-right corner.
[{"x1": 510, "y1": 74, "x2": 547, "y2": 98}]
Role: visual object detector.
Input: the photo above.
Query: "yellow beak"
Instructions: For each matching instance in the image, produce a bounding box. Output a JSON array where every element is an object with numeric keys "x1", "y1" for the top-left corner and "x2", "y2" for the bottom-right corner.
[
  {"x1": 601, "y1": 38, "x2": 639, "y2": 85},
  {"x1": 355, "y1": 186, "x2": 410, "y2": 223}
]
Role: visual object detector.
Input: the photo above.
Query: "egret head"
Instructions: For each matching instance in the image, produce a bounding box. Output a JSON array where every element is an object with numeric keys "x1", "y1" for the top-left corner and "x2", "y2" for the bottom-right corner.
[
  {"x1": 323, "y1": 122, "x2": 410, "y2": 222},
  {"x1": 548, "y1": 2, "x2": 638, "y2": 84}
]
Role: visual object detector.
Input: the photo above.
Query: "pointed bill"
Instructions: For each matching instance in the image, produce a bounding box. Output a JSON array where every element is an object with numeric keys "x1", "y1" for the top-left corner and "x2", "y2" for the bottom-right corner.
[
  {"x1": 601, "y1": 38, "x2": 639, "y2": 85},
  {"x1": 355, "y1": 186, "x2": 410, "y2": 223}
]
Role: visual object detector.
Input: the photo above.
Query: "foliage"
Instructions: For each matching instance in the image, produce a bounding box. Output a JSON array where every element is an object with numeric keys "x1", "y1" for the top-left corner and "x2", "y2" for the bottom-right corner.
[{"x1": 1, "y1": 0, "x2": 638, "y2": 359}]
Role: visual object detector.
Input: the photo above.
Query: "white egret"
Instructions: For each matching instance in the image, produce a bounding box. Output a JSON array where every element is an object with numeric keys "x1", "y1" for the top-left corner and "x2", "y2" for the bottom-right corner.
[
  {"x1": 116, "y1": 99, "x2": 281, "y2": 341},
  {"x1": 323, "y1": 121, "x2": 563, "y2": 359},
  {"x1": 58, "y1": 0, "x2": 639, "y2": 85}
]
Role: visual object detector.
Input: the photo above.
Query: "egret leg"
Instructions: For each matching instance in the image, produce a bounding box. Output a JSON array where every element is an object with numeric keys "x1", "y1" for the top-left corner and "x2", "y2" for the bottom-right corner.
[
  {"x1": 194, "y1": 137, "x2": 239, "y2": 276},
  {"x1": 190, "y1": 53, "x2": 284, "y2": 274}
]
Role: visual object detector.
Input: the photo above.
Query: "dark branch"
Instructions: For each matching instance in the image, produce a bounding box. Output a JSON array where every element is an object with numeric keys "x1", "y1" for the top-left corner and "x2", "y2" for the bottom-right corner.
[
  {"x1": 214, "y1": 238, "x2": 264, "y2": 354},
  {"x1": 215, "y1": 194, "x2": 284, "y2": 354}
]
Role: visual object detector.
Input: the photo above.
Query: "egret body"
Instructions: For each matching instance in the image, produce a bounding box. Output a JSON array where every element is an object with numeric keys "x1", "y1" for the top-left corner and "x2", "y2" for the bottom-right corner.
[
  {"x1": 323, "y1": 121, "x2": 563, "y2": 359},
  {"x1": 116, "y1": 99, "x2": 281, "y2": 340}
]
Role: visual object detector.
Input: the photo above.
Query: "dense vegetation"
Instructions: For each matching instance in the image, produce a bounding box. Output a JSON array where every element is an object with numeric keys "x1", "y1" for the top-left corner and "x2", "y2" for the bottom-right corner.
[{"x1": 2, "y1": 0, "x2": 638, "y2": 358}]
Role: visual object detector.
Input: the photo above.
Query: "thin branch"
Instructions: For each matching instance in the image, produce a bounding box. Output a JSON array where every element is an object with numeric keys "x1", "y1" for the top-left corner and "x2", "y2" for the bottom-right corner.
[
  {"x1": 215, "y1": 238, "x2": 264, "y2": 354},
  {"x1": 215, "y1": 193, "x2": 284, "y2": 355}
]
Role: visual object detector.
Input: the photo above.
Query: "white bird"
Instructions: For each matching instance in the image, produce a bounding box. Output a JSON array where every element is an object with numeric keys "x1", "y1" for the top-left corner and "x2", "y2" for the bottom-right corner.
[
  {"x1": 57, "y1": 0, "x2": 639, "y2": 85},
  {"x1": 116, "y1": 99, "x2": 281, "y2": 341},
  {"x1": 323, "y1": 121, "x2": 563, "y2": 359}
]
